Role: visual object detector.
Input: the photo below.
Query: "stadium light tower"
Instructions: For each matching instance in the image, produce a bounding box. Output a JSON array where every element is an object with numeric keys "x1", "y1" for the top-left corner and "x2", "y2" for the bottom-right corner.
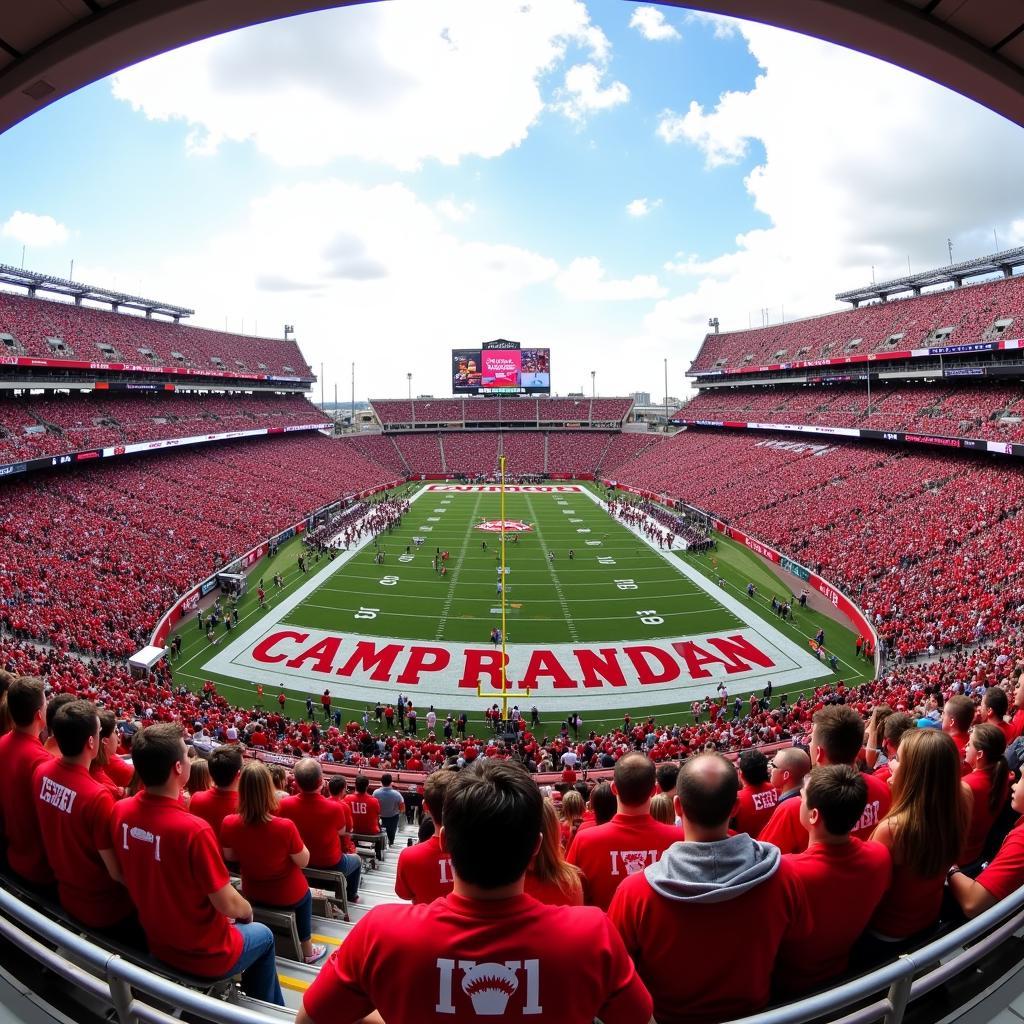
[
  {"x1": 591, "y1": 370, "x2": 595, "y2": 399},
  {"x1": 284, "y1": 324, "x2": 294, "y2": 340},
  {"x1": 407, "y1": 372, "x2": 412, "y2": 400},
  {"x1": 708, "y1": 317, "x2": 719, "y2": 334}
]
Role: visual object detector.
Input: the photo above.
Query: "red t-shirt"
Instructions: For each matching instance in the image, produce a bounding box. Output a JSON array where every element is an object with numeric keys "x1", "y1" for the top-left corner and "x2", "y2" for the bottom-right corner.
[
  {"x1": 279, "y1": 791, "x2": 347, "y2": 867},
  {"x1": 220, "y1": 814, "x2": 308, "y2": 906},
  {"x1": 524, "y1": 871, "x2": 583, "y2": 906},
  {"x1": 105, "y1": 756, "x2": 135, "y2": 787},
  {"x1": 344, "y1": 792, "x2": 382, "y2": 835},
  {"x1": 976, "y1": 820, "x2": 1024, "y2": 901},
  {"x1": 761, "y1": 772, "x2": 890, "y2": 853},
  {"x1": 608, "y1": 855, "x2": 811, "y2": 1024},
  {"x1": 33, "y1": 759, "x2": 129, "y2": 927},
  {"x1": 111, "y1": 792, "x2": 242, "y2": 977},
  {"x1": 732, "y1": 782, "x2": 779, "y2": 838},
  {"x1": 776, "y1": 840, "x2": 892, "y2": 992},
  {"x1": 871, "y1": 856, "x2": 948, "y2": 939},
  {"x1": 961, "y1": 768, "x2": 1006, "y2": 864},
  {"x1": 0, "y1": 730, "x2": 54, "y2": 884},
  {"x1": 302, "y1": 892, "x2": 652, "y2": 1024},
  {"x1": 566, "y1": 812, "x2": 682, "y2": 910},
  {"x1": 189, "y1": 788, "x2": 238, "y2": 843},
  {"x1": 395, "y1": 835, "x2": 454, "y2": 903}
]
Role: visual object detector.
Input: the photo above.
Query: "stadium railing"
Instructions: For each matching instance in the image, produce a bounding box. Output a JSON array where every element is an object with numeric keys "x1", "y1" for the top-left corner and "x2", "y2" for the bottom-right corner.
[{"x1": 3, "y1": 859, "x2": 1024, "y2": 1024}]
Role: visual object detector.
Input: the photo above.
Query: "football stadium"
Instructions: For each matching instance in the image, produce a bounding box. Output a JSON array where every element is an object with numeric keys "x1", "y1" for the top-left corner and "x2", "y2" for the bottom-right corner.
[{"x1": 2, "y1": 3, "x2": 1024, "y2": 1024}]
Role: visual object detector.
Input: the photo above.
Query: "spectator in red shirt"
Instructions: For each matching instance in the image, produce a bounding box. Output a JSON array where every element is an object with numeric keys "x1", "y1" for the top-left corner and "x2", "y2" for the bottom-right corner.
[
  {"x1": 41, "y1": 693, "x2": 77, "y2": 758},
  {"x1": 776, "y1": 765, "x2": 892, "y2": 994},
  {"x1": 567, "y1": 752, "x2": 682, "y2": 910},
  {"x1": 608, "y1": 752, "x2": 811, "y2": 1023},
  {"x1": 981, "y1": 687, "x2": 1014, "y2": 745},
  {"x1": 33, "y1": 699, "x2": 137, "y2": 936},
  {"x1": 92, "y1": 710, "x2": 135, "y2": 794},
  {"x1": 111, "y1": 724, "x2": 283, "y2": 1005},
  {"x1": 221, "y1": 761, "x2": 326, "y2": 965},
  {"x1": 0, "y1": 676, "x2": 54, "y2": 886},
  {"x1": 278, "y1": 758, "x2": 360, "y2": 902},
  {"x1": 942, "y1": 695, "x2": 975, "y2": 771},
  {"x1": 949, "y1": 777, "x2": 1024, "y2": 917},
  {"x1": 767, "y1": 746, "x2": 810, "y2": 810},
  {"x1": 860, "y1": 729, "x2": 970, "y2": 965},
  {"x1": 344, "y1": 774, "x2": 382, "y2": 836},
  {"x1": 395, "y1": 769, "x2": 456, "y2": 903},
  {"x1": 0, "y1": 667, "x2": 15, "y2": 736},
  {"x1": 960, "y1": 722, "x2": 1009, "y2": 866},
  {"x1": 325, "y1": 776, "x2": 358, "y2": 859},
  {"x1": 189, "y1": 745, "x2": 241, "y2": 842},
  {"x1": 761, "y1": 706, "x2": 891, "y2": 854},
  {"x1": 731, "y1": 749, "x2": 778, "y2": 838},
  {"x1": 874, "y1": 713, "x2": 915, "y2": 785},
  {"x1": 1008, "y1": 671, "x2": 1024, "y2": 740},
  {"x1": 525, "y1": 799, "x2": 584, "y2": 906},
  {"x1": 296, "y1": 760, "x2": 652, "y2": 1024}
]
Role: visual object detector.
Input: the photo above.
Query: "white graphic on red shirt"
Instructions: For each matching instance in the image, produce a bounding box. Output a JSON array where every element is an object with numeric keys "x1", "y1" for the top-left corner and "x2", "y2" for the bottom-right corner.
[
  {"x1": 121, "y1": 822, "x2": 162, "y2": 861},
  {"x1": 38, "y1": 775, "x2": 77, "y2": 814},
  {"x1": 610, "y1": 849, "x2": 660, "y2": 876},
  {"x1": 435, "y1": 958, "x2": 542, "y2": 1016}
]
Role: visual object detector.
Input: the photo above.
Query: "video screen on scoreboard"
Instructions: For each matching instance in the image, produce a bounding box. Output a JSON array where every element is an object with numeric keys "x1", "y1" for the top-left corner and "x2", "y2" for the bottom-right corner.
[{"x1": 452, "y1": 347, "x2": 550, "y2": 394}]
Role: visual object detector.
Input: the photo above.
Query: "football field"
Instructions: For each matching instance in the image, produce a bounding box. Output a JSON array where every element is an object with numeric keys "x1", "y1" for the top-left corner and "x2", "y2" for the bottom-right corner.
[{"x1": 176, "y1": 483, "x2": 873, "y2": 732}]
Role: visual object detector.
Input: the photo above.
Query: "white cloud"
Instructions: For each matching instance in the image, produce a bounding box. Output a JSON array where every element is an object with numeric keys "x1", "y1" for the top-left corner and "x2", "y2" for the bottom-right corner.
[
  {"x1": 645, "y1": 20, "x2": 1024, "y2": 361},
  {"x1": 554, "y1": 62, "x2": 630, "y2": 122},
  {"x1": 2, "y1": 211, "x2": 69, "y2": 248},
  {"x1": 111, "y1": 0, "x2": 622, "y2": 170},
  {"x1": 626, "y1": 197, "x2": 662, "y2": 217},
  {"x1": 556, "y1": 256, "x2": 667, "y2": 301},
  {"x1": 435, "y1": 198, "x2": 476, "y2": 223},
  {"x1": 629, "y1": 7, "x2": 680, "y2": 42},
  {"x1": 684, "y1": 11, "x2": 738, "y2": 39}
]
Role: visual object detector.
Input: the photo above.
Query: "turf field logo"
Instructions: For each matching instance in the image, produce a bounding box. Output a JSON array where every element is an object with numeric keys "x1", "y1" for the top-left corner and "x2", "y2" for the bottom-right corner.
[{"x1": 476, "y1": 520, "x2": 532, "y2": 533}]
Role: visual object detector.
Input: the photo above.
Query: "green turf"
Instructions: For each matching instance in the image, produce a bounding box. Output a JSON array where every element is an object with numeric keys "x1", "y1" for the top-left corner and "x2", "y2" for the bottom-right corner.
[{"x1": 170, "y1": 482, "x2": 875, "y2": 734}]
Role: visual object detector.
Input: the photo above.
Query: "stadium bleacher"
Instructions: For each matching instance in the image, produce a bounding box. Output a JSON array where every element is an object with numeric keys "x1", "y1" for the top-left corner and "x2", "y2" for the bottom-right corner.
[
  {"x1": 677, "y1": 382, "x2": 1024, "y2": 440},
  {"x1": 371, "y1": 395, "x2": 632, "y2": 427},
  {"x1": 690, "y1": 272, "x2": 1024, "y2": 372},
  {"x1": 0, "y1": 290, "x2": 313, "y2": 377}
]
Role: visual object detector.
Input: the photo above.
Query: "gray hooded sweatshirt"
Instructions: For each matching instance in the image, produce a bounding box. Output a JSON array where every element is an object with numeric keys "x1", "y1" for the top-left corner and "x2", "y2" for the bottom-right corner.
[{"x1": 645, "y1": 833, "x2": 780, "y2": 903}]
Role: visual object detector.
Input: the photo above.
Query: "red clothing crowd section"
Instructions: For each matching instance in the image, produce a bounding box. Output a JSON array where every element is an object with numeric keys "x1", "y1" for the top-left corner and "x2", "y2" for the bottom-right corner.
[
  {"x1": 0, "y1": 391, "x2": 326, "y2": 464},
  {"x1": 615, "y1": 431, "x2": 1024, "y2": 659},
  {"x1": 371, "y1": 396, "x2": 633, "y2": 426},
  {"x1": 0, "y1": 290, "x2": 312, "y2": 376},
  {"x1": 677, "y1": 382, "x2": 1024, "y2": 443},
  {"x1": 689, "y1": 272, "x2": 1024, "y2": 372},
  {"x1": 0, "y1": 434, "x2": 393, "y2": 656}
]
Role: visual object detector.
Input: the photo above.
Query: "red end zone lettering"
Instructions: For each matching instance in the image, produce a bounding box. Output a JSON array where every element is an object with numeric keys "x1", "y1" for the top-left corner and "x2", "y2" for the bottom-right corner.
[{"x1": 231, "y1": 626, "x2": 812, "y2": 705}]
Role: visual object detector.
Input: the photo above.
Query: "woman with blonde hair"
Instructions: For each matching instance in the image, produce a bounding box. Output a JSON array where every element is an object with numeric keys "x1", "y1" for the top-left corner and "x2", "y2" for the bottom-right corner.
[
  {"x1": 650, "y1": 792, "x2": 675, "y2": 825},
  {"x1": 90, "y1": 710, "x2": 134, "y2": 797},
  {"x1": 221, "y1": 761, "x2": 326, "y2": 964},
  {"x1": 558, "y1": 788, "x2": 585, "y2": 851},
  {"x1": 268, "y1": 764, "x2": 289, "y2": 804},
  {"x1": 183, "y1": 758, "x2": 211, "y2": 808},
  {"x1": 861, "y1": 729, "x2": 970, "y2": 962},
  {"x1": 525, "y1": 800, "x2": 583, "y2": 906}
]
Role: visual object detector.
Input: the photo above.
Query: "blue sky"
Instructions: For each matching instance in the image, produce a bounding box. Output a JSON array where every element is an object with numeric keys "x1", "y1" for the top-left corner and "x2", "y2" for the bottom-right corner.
[{"x1": 0, "y1": 1, "x2": 1022, "y2": 399}]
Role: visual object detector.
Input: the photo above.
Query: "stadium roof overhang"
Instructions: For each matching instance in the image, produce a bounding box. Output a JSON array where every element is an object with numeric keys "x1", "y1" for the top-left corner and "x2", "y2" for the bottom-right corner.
[{"x1": 0, "y1": 1, "x2": 1023, "y2": 137}]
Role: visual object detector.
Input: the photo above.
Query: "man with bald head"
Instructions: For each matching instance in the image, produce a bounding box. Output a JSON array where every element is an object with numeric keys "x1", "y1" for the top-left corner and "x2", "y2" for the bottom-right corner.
[
  {"x1": 609, "y1": 752, "x2": 810, "y2": 1024},
  {"x1": 768, "y1": 746, "x2": 811, "y2": 807}
]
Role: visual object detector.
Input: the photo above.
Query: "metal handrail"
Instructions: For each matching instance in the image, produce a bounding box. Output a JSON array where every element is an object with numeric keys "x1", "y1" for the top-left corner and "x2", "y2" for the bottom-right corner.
[{"x1": 4, "y1": 874, "x2": 1024, "y2": 1024}]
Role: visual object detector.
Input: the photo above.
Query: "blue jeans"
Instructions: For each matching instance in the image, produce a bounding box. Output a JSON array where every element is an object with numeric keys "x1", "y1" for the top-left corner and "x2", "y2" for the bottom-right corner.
[
  {"x1": 331, "y1": 852, "x2": 361, "y2": 901},
  {"x1": 231, "y1": 922, "x2": 284, "y2": 1006},
  {"x1": 279, "y1": 889, "x2": 313, "y2": 943}
]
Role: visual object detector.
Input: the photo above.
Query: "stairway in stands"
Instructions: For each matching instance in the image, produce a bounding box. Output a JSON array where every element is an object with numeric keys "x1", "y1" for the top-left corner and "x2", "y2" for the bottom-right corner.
[{"x1": 249, "y1": 819, "x2": 419, "y2": 1015}]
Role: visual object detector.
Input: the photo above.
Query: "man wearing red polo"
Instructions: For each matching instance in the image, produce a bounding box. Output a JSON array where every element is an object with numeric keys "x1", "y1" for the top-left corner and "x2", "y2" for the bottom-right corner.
[
  {"x1": 0, "y1": 676, "x2": 53, "y2": 887},
  {"x1": 760, "y1": 706, "x2": 891, "y2": 854},
  {"x1": 279, "y1": 758, "x2": 361, "y2": 902},
  {"x1": 395, "y1": 769, "x2": 456, "y2": 903},
  {"x1": 189, "y1": 744, "x2": 242, "y2": 842},
  {"x1": 344, "y1": 775, "x2": 382, "y2": 836},
  {"x1": 567, "y1": 752, "x2": 681, "y2": 910},
  {"x1": 111, "y1": 723, "x2": 283, "y2": 1005},
  {"x1": 33, "y1": 700, "x2": 135, "y2": 934}
]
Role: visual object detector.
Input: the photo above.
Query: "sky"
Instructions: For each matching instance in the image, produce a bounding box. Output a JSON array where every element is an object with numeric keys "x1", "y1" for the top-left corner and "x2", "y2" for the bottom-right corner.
[{"x1": 1, "y1": 0, "x2": 1024, "y2": 401}]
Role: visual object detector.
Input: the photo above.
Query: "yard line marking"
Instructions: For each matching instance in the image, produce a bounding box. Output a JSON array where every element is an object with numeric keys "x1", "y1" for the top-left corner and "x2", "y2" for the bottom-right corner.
[
  {"x1": 434, "y1": 493, "x2": 483, "y2": 641},
  {"x1": 524, "y1": 494, "x2": 578, "y2": 642}
]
